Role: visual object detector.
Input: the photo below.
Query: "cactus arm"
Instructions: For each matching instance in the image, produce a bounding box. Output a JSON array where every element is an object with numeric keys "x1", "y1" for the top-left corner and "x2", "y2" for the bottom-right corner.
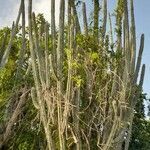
[
  {"x1": 0, "y1": 0, "x2": 22, "y2": 69},
  {"x1": 28, "y1": 0, "x2": 40, "y2": 90},
  {"x1": 71, "y1": 0, "x2": 81, "y2": 34},
  {"x1": 32, "y1": 13, "x2": 46, "y2": 86},
  {"x1": 15, "y1": 0, "x2": 26, "y2": 80},
  {"x1": 31, "y1": 87, "x2": 39, "y2": 109},
  {"x1": 51, "y1": 0, "x2": 56, "y2": 69},
  {"x1": 93, "y1": 0, "x2": 99, "y2": 41},
  {"x1": 133, "y1": 34, "x2": 144, "y2": 84},
  {"x1": 44, "y1": 22, "x2": 50, "y2": 88},
  {"x1": 0, "y1": 30, "x2": 9, "y2": 61},
  {"x1": 102, "y1": 0, "x2": 107, "y2": 39},
  {"x1": 124, "y1": 0, "x2": 130, "y2": 73},
  {"x1": 57, "y1": 0, "x2": 66, "y2": 149},
  {"x1": 130, "y1": 0, "x2": 136, "y2": 73},
  {"x1": 82, "y1": 2, "x2": 88, "y2": 36}
]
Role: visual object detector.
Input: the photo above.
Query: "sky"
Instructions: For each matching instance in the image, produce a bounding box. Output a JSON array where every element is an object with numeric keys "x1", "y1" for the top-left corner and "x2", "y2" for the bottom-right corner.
[
  {"x1": 0, "y1": 0, "x2": 150, "y2": 99},
  {"x1": 0, "y1": 0, "x2": 61, "y2": 27}
]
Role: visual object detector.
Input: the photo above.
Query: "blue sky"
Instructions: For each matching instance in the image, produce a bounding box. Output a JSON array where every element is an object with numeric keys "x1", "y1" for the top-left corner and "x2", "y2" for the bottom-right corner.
[
  {"x1": 133, "y1": 1, "x2": 150, "y2": 112},
  {"x1": 134, "y1": 1, "x2": 150, "y2": 98},
  {"x1": 0, "y1": 0, "x2": 150, "y2": 98}
]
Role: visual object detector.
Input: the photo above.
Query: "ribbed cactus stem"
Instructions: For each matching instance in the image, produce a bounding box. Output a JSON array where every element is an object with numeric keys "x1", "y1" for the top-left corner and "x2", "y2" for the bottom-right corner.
[
  {"x1": 24, "y1": 59, "x2": 32, "y2": 78},
  {"x1": 82, "y1": 2, "x2": 88, "y2": 36},
  {"x1": 66, "y1": 19, "x2": 74, "y2": 102},
  {"x1": 63, "y1": 15, "x2": 74, "y2": 134},
  {"x1": 110, "y1": 70, "x2": 117, "y2": 98},
  {"x1": 124, "y1": 0, "x2": 130, "y2": 72},
  {"x1": 139, "y1": 64, "x2": 145, "y2": 88},
  {"x1": 122, "y1": 0, "x2": 131, "y2": 87},
  {"x1": 102, "y1": 0, "x2": 107, "y2": 39},
  {"x1": 49, "y1": 54, "x2": 58, "y2": 81},
  {"x1": 32, "y1": 12, "x2": 45, "y2": 87},
  {"x1": 16, "y1": 0, "x2": 26, "y2": 80},
  {"x1": 93, "y1": 0, "x2": 99, "y2": 41},
  {"x1": 57, "y1": 0, "x2": 65, "y2": 81},
  {"x1": 116, "y1": 0, "x2": 123, "y2": 53},
  {"x1": 31, "y1": 87, "x2": 39, "y2": 109},
  {"x1": 68, "y1": 0, "x2": 71, "y2": 26},
  {"x1": 0, "y1": 29, "x2": 9, "y2": 61},
  {"x1": 20, "y1": 0, "x2": 26, "y2": 62},
  {"x1": 67, "y1": 0, "x2": 71, "y2": 49},
  {"x1": 134, "y1": 34, "x2": 144, "y2": 84},
  {"x1": 44, "y1": 22, "x2": 50, "y2": 88},
  {"x1": 28, "y1": 0, "x2": 40, "y2": 91},
  {"x1": 57, "y1": 0, "x2": 66, "y2": 149},
  {"x1": 71, "y1": 0, "x2": 81, "y2": 34},
  {"x1": 74, "y1": 87, "x2": 82, "y2": 150},
  {"x1": 130, "y1": 0, "x2": 136, "y2": 73},
  {"x1": 109, "y1": 13, "x2": 113, "y2": 46},
  {"x1": 20, "y1": 0, "x2": 26, "y2": 64},
  {"x1": 51, "y1": 0, "x2": 56, "y2": 69}
]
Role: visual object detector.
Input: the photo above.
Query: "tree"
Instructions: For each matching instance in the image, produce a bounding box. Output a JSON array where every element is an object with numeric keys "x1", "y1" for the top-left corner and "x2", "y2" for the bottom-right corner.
[{"x1": 129, "y1": 94, "x2": 150, "y2": 150}]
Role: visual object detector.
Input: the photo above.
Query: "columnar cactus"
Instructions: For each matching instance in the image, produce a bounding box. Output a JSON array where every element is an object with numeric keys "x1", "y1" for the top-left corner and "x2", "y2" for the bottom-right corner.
[{"x1": 0, "y1": 0, "x2": 146, "y2": 149}]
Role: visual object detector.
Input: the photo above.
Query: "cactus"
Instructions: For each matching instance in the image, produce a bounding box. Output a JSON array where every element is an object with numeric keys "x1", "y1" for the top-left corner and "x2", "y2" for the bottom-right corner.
[
  {"x1": 0, "y1": 0, "x2": 146, "y2": 149},
  {"x1": 102, "y1": 0, "x2": 107, "y2": 39},
  {"x1": 82, "y1": 2, "x2": 88, "y2": 36},
  {"x1": 93, "y1": 0, "x2": 99, "y2": 41},
  {"x1": 51, "y1": 0, "x2": 56, "y2": 70},
  {"x1": 15, "y1": 0, "x2": 26, "y2": 80}
]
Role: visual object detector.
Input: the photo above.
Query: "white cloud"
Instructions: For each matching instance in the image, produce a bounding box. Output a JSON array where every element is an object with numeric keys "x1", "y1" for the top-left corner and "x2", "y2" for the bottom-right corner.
[
  {"x1": 0, "y1": 0, "x2": 61, "y2": 28},
  {"x1": 0, "y1": 0, "x2": 20, "y2": 28},
  {"x1": 33, "y1": 0, "x2": 60, "y2": 25}
]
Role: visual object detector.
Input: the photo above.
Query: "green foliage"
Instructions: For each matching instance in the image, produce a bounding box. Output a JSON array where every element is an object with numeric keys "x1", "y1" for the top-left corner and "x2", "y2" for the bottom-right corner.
[
  {"x1": 129, "y1": 94, "x2": 150, "y2": 150},
  {"x1": 7, "y1": 101, "x2": 44, "y2": 150},
  {"x1": 76, "y1": 34, "x2": 99, "y2": 52}
]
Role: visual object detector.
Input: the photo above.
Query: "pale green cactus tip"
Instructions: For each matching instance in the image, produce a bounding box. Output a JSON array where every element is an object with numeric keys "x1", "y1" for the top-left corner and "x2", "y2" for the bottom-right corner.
[{"x1": 31, "y1": 87, "x2": 39, "y2": 109}]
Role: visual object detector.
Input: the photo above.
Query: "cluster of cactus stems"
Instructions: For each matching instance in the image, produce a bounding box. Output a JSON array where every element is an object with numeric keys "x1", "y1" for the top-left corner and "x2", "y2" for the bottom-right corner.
[{"x1": 0, "y1": 0, "x2": 146, "y2": 149}]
